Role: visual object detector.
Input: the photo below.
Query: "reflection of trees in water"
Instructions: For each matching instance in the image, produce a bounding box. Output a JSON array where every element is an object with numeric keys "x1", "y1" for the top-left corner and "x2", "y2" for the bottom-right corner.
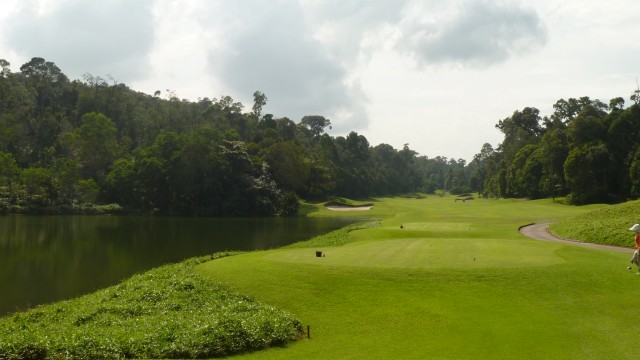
[{"x1": 0, "y1": 216, "x2": 354, "y2": 315}]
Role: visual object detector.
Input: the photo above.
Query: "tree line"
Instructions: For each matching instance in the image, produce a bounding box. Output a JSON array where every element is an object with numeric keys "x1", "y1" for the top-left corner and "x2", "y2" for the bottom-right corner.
[
  {"x1": 476, "y1": 92, "x2": 640, "y2": 204},
  {"x1": 2, "y1": 57, "x2": 637, "y2": 215},
  {"x1": 0, "y1": 57, "x2": 474, "y2": 215}
]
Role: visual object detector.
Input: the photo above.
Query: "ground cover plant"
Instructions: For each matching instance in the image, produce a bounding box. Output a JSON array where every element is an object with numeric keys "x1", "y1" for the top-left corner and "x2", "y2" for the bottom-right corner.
[
  {"x1": 0, "y1": 253, "x2": 302, "y2": 359},
  {"x1": 549, "y1": 199, "x2": 640, "y2": 247},
  {"x1": 197, "y1": 195, "x2": 640, "y2": 359}
]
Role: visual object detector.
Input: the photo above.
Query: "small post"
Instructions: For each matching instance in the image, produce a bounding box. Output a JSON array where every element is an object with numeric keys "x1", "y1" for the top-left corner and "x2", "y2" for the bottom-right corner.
[{"x1": 307, "y1": 325, "x2": 311, "y2": 339}]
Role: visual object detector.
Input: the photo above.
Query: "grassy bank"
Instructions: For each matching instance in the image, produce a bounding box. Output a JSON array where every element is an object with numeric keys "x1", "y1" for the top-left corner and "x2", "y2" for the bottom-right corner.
[
  {"x1": 197, "y1": 195, "x2": 639, "y2": 359},
  {"x1": 550, "y1": 199, "x2": 640, "y2": 247},
  {"x1": 0, "y1": 253, "x2": 302, "y2": 359}
]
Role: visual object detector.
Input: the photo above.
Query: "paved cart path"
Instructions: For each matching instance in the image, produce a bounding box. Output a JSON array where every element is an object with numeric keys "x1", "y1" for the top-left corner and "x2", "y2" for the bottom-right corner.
[{"x1": 519, "y1": 222, "x2": 633, "y2": 253}]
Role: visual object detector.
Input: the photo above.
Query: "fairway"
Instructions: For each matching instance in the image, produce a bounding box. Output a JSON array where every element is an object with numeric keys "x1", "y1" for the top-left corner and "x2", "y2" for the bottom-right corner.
[{"x1": 197, "y1": 196, "x2": 639, "y2": 359}]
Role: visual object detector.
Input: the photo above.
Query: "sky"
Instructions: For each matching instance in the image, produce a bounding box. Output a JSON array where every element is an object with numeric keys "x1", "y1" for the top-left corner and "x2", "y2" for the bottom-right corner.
[{"x1": 1, "y1": 0, "x2": 639, "y2": 162}]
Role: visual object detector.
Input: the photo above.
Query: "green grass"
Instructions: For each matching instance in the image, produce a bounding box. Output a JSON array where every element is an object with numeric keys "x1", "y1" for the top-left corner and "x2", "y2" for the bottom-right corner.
[
  {"x1": 0, "y1": 253, "x2": 302, "y2": 359},
  {"x1": 550, "y1": 199, "x2": 640, "y2": 247},
  {"x1": 197, "y1": 195, "x2": 639, "y2": 359},
  {"x1": 2, "y1": 194, "x2": 638, "y2": 359}
]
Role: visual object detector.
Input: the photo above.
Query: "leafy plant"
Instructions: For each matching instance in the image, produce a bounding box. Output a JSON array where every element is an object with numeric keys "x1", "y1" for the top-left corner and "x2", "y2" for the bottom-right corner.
[{"x1": 0, "y1": 252, "x2": 302, "y2": 359}]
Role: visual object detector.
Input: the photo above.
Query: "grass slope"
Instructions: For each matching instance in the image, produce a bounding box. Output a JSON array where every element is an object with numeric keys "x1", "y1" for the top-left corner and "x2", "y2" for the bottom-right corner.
[
  {"x1": 550, "y1": 199, "x2": 640, "y2": 247},
  {"x1": 198, "y1": 196, "x2": 639, "y2": 359},
  {"x1": 0, "y1": 253, "x2": 302, "y2": 359}
]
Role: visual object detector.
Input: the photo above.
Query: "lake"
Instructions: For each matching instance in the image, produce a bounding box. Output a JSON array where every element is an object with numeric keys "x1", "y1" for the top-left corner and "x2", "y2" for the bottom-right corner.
[{"x1": 0, "y1": 215, "x2": 356, "y2": 316}]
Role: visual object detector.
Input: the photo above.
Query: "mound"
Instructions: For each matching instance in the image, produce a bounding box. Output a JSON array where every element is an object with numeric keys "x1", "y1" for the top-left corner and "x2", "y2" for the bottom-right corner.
[{"x1": 549, "y1": 200, "x2": 640, "y2": 247}]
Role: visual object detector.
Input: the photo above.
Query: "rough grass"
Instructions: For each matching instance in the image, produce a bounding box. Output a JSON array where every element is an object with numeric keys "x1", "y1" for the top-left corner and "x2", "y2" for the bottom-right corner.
[
  {"x1": 0, "y1": 253, "x2": 302, "y2": 359},
  {"x1": 197, "y1": 195, "x2": 640, "y2": 359},
  {"x1": 550, "y1": 200, "x2": 640, "y2": 247}
]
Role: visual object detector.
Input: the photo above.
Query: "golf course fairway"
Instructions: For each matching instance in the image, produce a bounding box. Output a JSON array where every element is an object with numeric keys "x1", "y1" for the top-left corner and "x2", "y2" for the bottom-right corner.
[{"x1": 197, "y1": 196, "x2": 639, "y2": 359}]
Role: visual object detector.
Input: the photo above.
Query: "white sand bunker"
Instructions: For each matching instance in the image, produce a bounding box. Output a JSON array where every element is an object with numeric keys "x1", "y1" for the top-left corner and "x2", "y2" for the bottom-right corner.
[{"x1": 326, "y1": 205, "x2": 373, "y2": 211}]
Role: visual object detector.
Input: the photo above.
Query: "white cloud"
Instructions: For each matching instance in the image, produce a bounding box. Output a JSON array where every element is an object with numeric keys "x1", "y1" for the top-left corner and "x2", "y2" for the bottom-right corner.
[
  {"x1": 3, "y1": 0, "x2": 154, "y2": 81},
  {"x1": 396, "y1": 0, "x2": 548, "y2": 67},
  {"x1": 201, "y1": 0, "x2": 370, "y2": 129}
]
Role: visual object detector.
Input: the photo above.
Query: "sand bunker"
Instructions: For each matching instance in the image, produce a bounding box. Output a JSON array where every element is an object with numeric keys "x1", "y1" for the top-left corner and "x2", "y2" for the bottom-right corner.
[{"x1": 326, "y1": 206, "x2": 373, "y2": 211}]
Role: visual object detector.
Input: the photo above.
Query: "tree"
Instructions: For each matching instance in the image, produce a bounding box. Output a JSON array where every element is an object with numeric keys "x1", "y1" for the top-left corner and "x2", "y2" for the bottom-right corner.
[
  {"x1": 67, "y1": 112, "x2": 118, "y2": 180},
  {"x1": 609, "y1": 97, "x2": 625, "y2": 112},
  {"x1": 507, "y1": 144, "x2": 538, "y2": 197},
  {"x1": 252, "y1": 91, "x2": 267, "y2": 118},
  {"x1": 170, "y1": 128, "x2": 221, "y2": 215},
  {"x1": 135, "y1": 156, "x2": 167, "y2": 212},
  {"x1": 263, "y1": 141, "x2": 309, "y2": 193},
  {"x1": 495, "y1": 107, "x2": 542, "y2": 165},
  {"x1": 551, "y1": 98, "x2": 581, "y2": 123},
  {"x1": 19, "y1": 57, "x2": 69, "y2": 113},
  {"x1": 299, "y1": 115, "x2": 331, "y2": 140},
  {"x1": 77, "y1": 179, "x2": 99, "y2": 204},
  {"x1": 0, "y1": 152, "x2": 19, "y2": 202},
  {"x1": 474, "y1": 143, "x2": 500, "y2": 196},
  {"x1": 566, "y1": 106, "x2": 606, "y2": 147},
  {"x1": 605, "y1": 105, "x2": 640, "y2": 197},
  {"x1": 519, "y1": 147, "x2": 545, "y2": 198},
  {"x1": 629, "y1": 144, "x2": 640, "y2": 197},
  {"x1": 564, "y1": 144, "x2": 610, "y2": 204},
  {"x1": 52, "y1": 157, "x2": 81, "y2": 205},
  {"x1": 0, "y1": 59, "x2": 10, "y2": 77},
  {"x1": 104, "y1": 158, "x2": 136, "y2": 207},
  {"x1": 631, "y1": 82, "x2": 640, "y2": 105},
  {"x1": 344, "y1": 131, "x2": 370, "y2": 162},
  {"x1": 537, "y1": 129, "x2": 569, "y2": 197},
  {"x1": 275, "y1": 117, "x2": 296, "y2": 141},
  {"x1": 20, "y1": 167, "x2": 55, "y2": 206}
]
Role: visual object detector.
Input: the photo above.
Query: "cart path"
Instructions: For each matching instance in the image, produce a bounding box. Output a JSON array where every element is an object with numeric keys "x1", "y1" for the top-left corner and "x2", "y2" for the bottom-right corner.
[{"x1": 519, "y1": 222, "x2": 633, "y2": 253}]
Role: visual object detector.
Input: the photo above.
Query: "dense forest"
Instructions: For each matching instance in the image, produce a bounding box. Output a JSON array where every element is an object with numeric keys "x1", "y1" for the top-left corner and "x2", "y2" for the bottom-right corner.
[
  {"x1": 479, "y1": 91, "x2": 640, "y2": 204},
  {"x1": 0, "y1": 57, "x2": 473, "y2": 216},
  {"x1": 0, "y1": 57, "x2": 639, "y2": 215}
]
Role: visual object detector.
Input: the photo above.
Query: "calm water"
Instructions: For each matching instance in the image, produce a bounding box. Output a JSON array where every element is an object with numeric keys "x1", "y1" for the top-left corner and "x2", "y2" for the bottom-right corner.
[{"x1": 0, "y1": 215, "x2": 355, "y2": 315}]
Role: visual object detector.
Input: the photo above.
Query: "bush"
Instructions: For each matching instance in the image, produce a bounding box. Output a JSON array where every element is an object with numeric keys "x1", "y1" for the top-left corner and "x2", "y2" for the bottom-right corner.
[{"x1": 0, "y1": 253, "x2": 302, "y2": 359}]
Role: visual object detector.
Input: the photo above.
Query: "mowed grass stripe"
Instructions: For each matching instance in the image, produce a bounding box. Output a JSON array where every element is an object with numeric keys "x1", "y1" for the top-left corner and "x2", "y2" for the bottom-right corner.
[
  {"x1": 197, "y1": 196, "x2": 639, "y2": 359},
  {"x1": 263, "y1": 237, "x2": 566, "y2": 269}
]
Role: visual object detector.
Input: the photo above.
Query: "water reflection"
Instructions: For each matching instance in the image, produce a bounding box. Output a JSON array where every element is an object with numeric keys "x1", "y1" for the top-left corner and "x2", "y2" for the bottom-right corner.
[{"x1": 0, "y1": 215, "x2": 355, "y2": 315}]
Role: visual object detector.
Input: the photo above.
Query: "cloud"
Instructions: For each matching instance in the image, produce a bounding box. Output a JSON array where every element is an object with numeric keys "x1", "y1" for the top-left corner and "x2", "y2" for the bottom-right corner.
[
  {"x1": 203, "y1": 0, "x2": 547, "y2": 132},
  {"x1": 299, "y1": 0, "x2": 408, "y2": 65},
  {"x1": 203, "y1": 0, "x2": 369, "y2": 130},
  {"x1": 397, "y1": 0, "x2": 548, "y2": 66},
  {"x1": 4, "y1": 0, "x2": 154, "y2": 81}
]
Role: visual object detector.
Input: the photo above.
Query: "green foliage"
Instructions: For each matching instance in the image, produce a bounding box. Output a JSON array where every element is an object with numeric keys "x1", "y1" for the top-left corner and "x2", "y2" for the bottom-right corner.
[
  {"x1": 263, "y1": 141, "x2": 309, "y2": 193},
  {"x1": 1, "y1": 57, "x2": 479, "y2": 215},
  {"x1": 9, "y1": 56, "x2": 640, "y2": 214},
  {"x1": 564, "y1": 144, "x2": 610, "y2": 204},
  {"x1": 481, "y1": 97, "x2": 640, "y2": 204},
  {"x1": 0, "y1": 252, "x2": 302, "y2": 359}
]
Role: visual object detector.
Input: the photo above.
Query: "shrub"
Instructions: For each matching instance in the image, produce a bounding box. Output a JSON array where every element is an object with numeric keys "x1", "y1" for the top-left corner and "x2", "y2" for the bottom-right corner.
[{"x1": 0, "y1": 253, "x2": 302, "y2": 359}]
